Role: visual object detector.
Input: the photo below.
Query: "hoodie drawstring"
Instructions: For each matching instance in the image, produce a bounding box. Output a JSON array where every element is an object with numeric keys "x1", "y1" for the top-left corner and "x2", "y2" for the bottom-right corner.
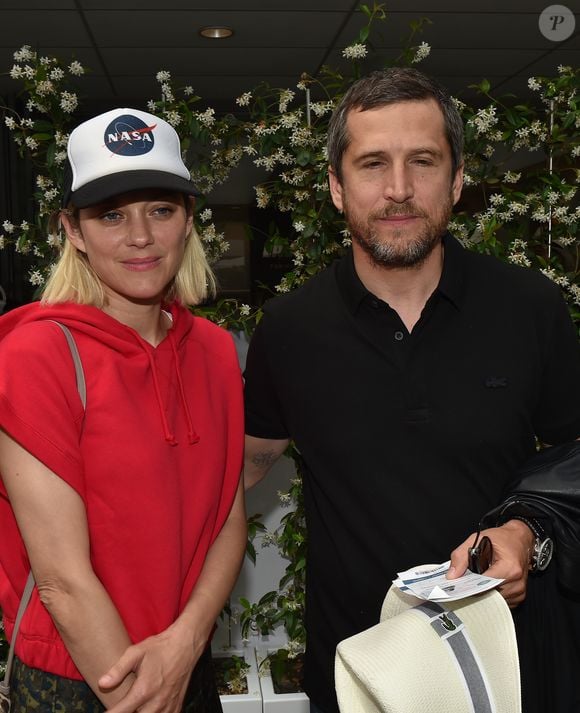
[
  {"x1": 169, "y1": 333, "x2": 200, "y2": 445},
  {"x1": 145, "y1": 348, "x2": 178, "y2": 445}
]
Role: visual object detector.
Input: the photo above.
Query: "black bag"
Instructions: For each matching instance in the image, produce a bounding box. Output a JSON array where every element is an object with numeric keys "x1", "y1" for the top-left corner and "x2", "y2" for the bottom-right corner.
[{"x1": 481, "y1": 441, "x2": 580, "y2": 593}]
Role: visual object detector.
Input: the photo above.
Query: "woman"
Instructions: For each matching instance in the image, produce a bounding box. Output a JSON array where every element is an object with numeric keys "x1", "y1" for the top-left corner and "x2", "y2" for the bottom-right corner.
[{"x1": 0, "y1": 108, "x2": 246, "y2": 712}]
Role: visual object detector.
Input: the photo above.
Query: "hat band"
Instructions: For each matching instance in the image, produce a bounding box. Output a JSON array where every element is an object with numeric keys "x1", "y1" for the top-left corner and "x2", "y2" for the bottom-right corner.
[{"x1": 412, "y1": 602, "x2": 496, "y2": 713}]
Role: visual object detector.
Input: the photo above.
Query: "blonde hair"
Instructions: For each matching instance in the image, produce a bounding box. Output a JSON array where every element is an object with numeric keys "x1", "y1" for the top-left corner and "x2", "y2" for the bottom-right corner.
[{"x1": 42, "y1": 206, "x2": 216, "y2": 307}]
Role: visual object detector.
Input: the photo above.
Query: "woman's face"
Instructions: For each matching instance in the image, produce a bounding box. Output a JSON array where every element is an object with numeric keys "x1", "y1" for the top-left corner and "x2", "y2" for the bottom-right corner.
[{"x1": 62, "y1": 189, "x2": 193, "y2": 308}]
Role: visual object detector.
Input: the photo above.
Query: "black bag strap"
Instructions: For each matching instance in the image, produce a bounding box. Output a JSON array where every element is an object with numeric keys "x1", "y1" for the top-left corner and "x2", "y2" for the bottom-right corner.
[{"x1": 0, "y1": 321, "x2": 85, "y2": 694}]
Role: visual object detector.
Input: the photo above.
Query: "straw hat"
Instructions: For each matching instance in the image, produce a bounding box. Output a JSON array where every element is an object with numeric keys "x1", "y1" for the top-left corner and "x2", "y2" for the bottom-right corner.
[{"x1": 335, "y1": 586, "x2": 521, "y2": 713}]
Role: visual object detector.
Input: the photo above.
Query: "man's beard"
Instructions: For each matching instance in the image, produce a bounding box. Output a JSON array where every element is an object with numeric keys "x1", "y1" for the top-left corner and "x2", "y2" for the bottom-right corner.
[{"x1": 345, "y1": 196, "x2": 453, "y2": 269}]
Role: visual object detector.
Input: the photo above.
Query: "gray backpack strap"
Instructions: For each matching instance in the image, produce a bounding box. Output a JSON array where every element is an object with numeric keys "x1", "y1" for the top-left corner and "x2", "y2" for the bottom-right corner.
[
  {"x1": 0, "y1": 321, "x2": 85, "y2": 697},
  {"x1": 0, "y1": 572, "x2": 35, "y2": 696},
  {"x1": 51, "y1": 321, "x2": 87, "y2": 408}
]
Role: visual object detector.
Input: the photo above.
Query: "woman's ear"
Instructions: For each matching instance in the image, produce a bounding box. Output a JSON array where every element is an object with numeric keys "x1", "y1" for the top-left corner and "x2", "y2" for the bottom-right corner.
[{"x1": 60, "y1": 210, "x2": 87, "y2": 254}]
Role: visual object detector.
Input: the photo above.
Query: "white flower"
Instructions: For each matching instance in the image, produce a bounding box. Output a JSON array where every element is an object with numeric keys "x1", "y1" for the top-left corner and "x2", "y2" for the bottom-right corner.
[
  {"x1": 451, "y1": 96, "x2": 466, "y2": 111},
  {"x1": 147, "y1": 100, "x2": 157, "y2": 112},
  {"x1": 255, "y1": 186, "x2": 270, "y2": 208},
  {"x1": 2, "y1": 221, "x2": 15, "y2": 234},
  {"x1": 13, "y1": 45, "x2": 35, "y2": 62},
  {"x1": 46, "y1": 233, "x2": 62, "y2": 247},
  {"x1": 199, "y1": 208, "x2": 212, "y2": 222},
  {"x1": 9, "y1": 65, "x2": 23, "y2": 79},
  {"x1": 161, "y1": 83, "x2": 174, "y2": 102},
  {"x1": 468, "y1": 105, "x2": 498, "y2": 136},
  {"x1": 183, "y1": 86, "x2": 194, "y2": 96},
  {"x1": 276, "y1": 276, "x2": 291, "y2": 293},
  {"x1": 503, "y1": 171, "x2": 521, "y2": 184},
  {"x1": 54, "y1": 150, "x2": 68, "y2": 164},
  {"x1": 240, "y1": 304, "x2": 251, "y2": 316},
  {"x1": 342, "y1": 43, "x2": 368, "y2": 60},
  {"x1": 29, "y1": 270, "x2": 45, "y2": 286},
  {"x1": 4, "y1": 117, "x2": 16, "y2": 130},
  {"x1": 60, "y1": 91, "x2": 78, "y2": 113},
  {"x1": 22, "y1": 65, "x2": 35, "y2": 80},
  {"x1": 20, "y1": 221, "x2": 29, "y2": 230},
  {"x1": 68, "y1": 60, "x2": 84, "y2": 76},
  {"x1": 297, "y1": 81, "x2": 307, "y2": 91},
  {"x1": 54, "y1": 131, "x2": 69, "y2": 147},
  {"x1": 571, "y1": 146, "x2": 580, "y2": 158},
  {"x1": 279, "y1": 89, "x2": 295, "y2": 113},
  {"x1": 36, "y1": 80, "x2": 55, "y2": 96},
  {"x1": 164, "y1": 110, "x2": 182, "y2": 127},
  {"x1": 236, "y1": 92, "x2": 252, "y2": 107},
  {"x1": 22, "y1": 118, "x2": 34, "y2": 128},
  {"x1": 0, "y1": 236, "x2": 4, "y2": 249},
  {"x1": 196, "y1": 107, "x2": 215, "y2": 127},
  {"x1": 156, "y1": 70, "x2": 171, "y2": 82},
  {"x1": 277, "y1": 490, "x2": 292, "y2": 506},
  {"x1": 412, "y1": 42, "x2": 431, "y2": 64},
  {"x1": 528, "y1": 77, "x2": 541, "y2": 91},
  {"x1": 293, "y1": 220, "x2": 305, "y2": 233},
  {"x1": 25, "y1": 136, "x2": 39, "y2": 150},
  {"x1": 49, "y1": 67, "x2": 65, "y2": 81},
  {"x1": 557, "y1": 65, "x2": 572, "y2": 74},
  {"x1": 40, "y1": 56, "x2": 53, "y2": 66}
]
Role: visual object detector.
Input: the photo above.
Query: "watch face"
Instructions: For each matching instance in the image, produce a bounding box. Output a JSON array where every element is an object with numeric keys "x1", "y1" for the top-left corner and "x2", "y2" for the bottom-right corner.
[{"x1": 536, "y1": 538, "x2": 554, "y2": 571}]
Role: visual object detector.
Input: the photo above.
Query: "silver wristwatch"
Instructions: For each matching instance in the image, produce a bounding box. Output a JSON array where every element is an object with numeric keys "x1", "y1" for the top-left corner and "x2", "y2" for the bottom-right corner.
[{"x1": 531, "y1": 535, "x2": 554, "y2": 572}]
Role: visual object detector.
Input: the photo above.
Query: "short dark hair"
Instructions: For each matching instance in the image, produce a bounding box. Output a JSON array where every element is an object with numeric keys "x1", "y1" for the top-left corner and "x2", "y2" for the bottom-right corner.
[{"x1": 327, "y1": 67, "x2": 464, "y2": 181}]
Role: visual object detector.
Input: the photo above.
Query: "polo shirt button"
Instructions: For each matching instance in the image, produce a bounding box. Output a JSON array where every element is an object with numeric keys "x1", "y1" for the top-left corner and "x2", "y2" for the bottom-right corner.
[
  {"x1": 370, "y1": 299, "x2": 380, "y2": 309},
  {"x1": 394, "y1": 330, "x2": 404, "y2": 341}
]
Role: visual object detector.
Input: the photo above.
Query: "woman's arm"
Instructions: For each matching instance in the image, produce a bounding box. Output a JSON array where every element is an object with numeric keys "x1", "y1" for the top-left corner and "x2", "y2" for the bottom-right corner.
[
  {"x1": 100, "y1": 475, "x2": 248, "y2": 713},
  {"x1": 0, "y1": 429, "x2": 135, "y2": 706}
]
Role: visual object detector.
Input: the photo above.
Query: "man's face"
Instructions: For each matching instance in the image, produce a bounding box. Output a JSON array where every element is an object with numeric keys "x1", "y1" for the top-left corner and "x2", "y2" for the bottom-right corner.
[{"x1": 328, "y1": 99, "x2": 463, "y2": 268}]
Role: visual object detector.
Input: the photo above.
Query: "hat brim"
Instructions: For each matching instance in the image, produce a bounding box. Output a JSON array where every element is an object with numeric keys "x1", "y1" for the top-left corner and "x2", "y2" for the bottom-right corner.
[
  {"x1": 336, "y1": 586, "x2": 521, "y2": 713},
  {"x1": 64, "y1": 170, "x2": 201, "y2": 208}
]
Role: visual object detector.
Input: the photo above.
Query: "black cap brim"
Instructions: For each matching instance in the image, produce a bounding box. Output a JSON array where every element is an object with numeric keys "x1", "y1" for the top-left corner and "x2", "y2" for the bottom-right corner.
[{"x1": 62, "y1": 169, "x2": 201, "y2": 208}]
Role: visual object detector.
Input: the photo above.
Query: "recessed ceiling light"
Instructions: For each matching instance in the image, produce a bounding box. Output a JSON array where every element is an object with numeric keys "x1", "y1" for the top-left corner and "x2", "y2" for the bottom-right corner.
[{"x1": 199, "y1": 26, "x2": 234, "y2": 39}]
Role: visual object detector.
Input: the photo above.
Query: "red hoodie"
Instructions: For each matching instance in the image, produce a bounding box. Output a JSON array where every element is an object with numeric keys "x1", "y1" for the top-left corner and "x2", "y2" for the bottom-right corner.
[{"x1": 0, "y1": 301, "x2": 243, "y2": 679}]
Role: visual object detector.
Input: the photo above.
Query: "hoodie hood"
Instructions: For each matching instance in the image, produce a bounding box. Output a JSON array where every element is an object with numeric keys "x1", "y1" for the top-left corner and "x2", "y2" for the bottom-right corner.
[{"x1": 0, "y1": 300, "x2": 198, "y2": 445}]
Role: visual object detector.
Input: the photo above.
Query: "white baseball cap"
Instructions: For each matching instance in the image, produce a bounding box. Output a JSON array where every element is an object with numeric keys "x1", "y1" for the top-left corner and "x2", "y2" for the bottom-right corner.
[
  {"x1": 335, "y1": 586, "x2": 521, "y2": 713},
  {"x1": 62, "y1": 107, "x2": 200, "y2": 208}
]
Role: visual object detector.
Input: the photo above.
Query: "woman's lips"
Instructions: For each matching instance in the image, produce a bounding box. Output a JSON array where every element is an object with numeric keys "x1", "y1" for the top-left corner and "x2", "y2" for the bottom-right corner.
[{"x1": 122, "y1": 257, "x2": 161, "y2": 271}]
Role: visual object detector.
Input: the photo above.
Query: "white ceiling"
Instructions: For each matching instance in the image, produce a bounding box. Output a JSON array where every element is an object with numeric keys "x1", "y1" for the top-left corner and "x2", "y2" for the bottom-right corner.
[{"x1": 0, "y1": 1, "x2": 578, "y2": 117}]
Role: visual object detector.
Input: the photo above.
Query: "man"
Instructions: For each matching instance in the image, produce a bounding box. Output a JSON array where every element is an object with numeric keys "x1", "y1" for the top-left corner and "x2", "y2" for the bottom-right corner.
[{"x1": 243, "y1": 68, "x2": 580, "y2": 713}]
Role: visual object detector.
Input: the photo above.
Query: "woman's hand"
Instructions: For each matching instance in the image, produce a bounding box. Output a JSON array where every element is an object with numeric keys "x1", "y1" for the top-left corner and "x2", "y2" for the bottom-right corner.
[
  {"x1": 99, "y1": 622, "x2": 203, "y2": 713},
  {"x1": 447, "y1": 519, "x2": 535, "y2": 608}
]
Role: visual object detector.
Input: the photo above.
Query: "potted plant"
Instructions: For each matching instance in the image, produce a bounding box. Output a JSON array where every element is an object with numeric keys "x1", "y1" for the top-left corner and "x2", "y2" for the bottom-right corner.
[{"x1": 212, "y1": 648, "x2": 262, "y2": 713}]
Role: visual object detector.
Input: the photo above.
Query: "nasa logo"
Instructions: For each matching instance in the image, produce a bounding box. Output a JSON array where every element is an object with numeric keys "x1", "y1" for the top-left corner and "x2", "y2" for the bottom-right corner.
[{"x1": 103, "y1": 114, "x2": 157, "y2": 156}]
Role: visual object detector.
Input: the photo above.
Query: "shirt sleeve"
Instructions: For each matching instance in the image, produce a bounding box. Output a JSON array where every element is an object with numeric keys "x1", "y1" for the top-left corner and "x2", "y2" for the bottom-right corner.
[
  {"x1": 0, "y1": 321, "x2": 86, "y2": 497},
  {"x1": 533, "y1": 288, "x2": 580, "y2": 444},
  {"x1": 243, "y1": 313, "x2": 290, "y2": 439}
]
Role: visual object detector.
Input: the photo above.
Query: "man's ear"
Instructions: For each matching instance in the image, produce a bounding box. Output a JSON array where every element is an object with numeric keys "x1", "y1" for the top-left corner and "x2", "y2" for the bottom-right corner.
[
  {"x1": 60, "y1": 211, "x2": 86, "y2": 254},
  {"x1": 328, "y1": 166, "x2": 345, "y2": 213},
  {"x1": 451, "y1": 162, "x2": 464, "y2": 206}
]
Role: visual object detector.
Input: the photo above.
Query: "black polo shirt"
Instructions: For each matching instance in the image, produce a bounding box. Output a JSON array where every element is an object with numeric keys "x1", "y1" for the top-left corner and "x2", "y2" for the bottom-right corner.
[{"x1": 244, "y1": 233, "x2": 580, "y2": 713}]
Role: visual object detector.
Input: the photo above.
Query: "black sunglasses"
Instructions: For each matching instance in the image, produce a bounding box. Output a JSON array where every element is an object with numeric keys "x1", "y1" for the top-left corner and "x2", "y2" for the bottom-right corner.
[{"x1": 468, "y1": 531, "x2": 493, "y2": 574}]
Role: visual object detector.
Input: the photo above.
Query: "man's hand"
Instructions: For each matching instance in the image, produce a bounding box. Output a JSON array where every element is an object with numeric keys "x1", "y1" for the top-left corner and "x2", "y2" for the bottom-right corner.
[
  {"x1": 98, "y1": 624, "x2": 201, "y2": 713},
  {"x1": 447, "y1": 520, "x2": 535, "y2": 608}
]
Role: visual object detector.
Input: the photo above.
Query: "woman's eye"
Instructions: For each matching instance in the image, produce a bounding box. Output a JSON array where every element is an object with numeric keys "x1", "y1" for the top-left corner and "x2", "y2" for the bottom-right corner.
[
  {"x1": 101, "y1": 211, "x2": 122, "y2": 222},
  {"x1": 153, "y1": 206, "x2": 174, "y2": 216}
]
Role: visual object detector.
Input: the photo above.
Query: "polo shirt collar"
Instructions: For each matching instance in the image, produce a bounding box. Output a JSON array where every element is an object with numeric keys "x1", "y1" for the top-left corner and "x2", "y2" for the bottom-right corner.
[{"x1": 337, "y1": 232, "x2": 467, "y2": 314}]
